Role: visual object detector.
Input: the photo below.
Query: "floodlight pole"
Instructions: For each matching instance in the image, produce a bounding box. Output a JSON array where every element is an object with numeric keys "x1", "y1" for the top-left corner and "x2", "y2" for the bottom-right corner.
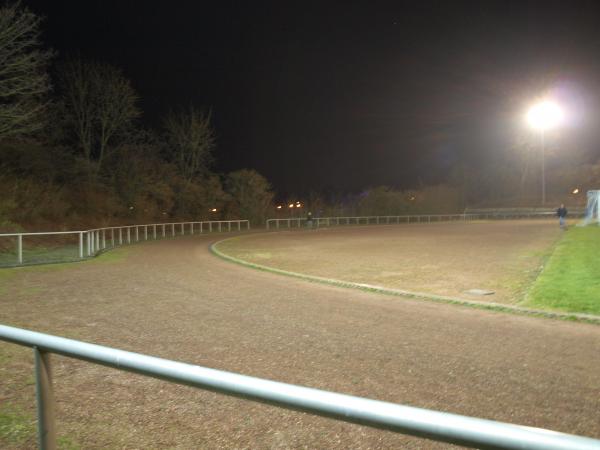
[{"x1": 541, "y1": 129, "x2": 546, "y2": 206}]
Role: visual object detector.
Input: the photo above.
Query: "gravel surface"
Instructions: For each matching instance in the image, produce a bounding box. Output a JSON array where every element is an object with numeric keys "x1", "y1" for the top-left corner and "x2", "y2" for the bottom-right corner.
[
  {"x1": 218, "y1": 221, "x2": 562, "y2": 303},
  {"x1": 1, "y1": 232, "x2": 599, "y2": 449}
]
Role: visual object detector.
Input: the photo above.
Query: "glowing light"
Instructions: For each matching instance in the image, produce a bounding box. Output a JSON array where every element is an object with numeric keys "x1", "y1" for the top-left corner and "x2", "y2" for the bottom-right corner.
[
  {"x1": 526, "y1": 100, "x2": 564, "y2": 131},
  {"x1": 288, "y1": 204, "x2": 294, "y2": 208},
  {"x1": 572, "y1": 188, "x2": 579, "y2": 194},
  {"x1": 276, "y1": 205, "x2": 282, "y2": 209},
  {"x1": 296, "y1": 203, "x2": 302, "y2": 207},
  {"x1": 210, "y1": 208, "x2": 217, "y2": 212}
]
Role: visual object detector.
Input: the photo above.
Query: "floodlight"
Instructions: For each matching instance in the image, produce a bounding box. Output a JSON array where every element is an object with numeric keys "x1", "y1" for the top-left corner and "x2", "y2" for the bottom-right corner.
[{"x1": 526, "y1": 100, "x2": 563, "y2": 131}]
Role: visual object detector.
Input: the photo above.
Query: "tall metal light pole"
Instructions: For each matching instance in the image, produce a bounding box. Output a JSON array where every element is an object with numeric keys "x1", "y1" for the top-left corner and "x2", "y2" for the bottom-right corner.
[{"x1": 526, "y1": 100, "x2": 563, "y2": 206}]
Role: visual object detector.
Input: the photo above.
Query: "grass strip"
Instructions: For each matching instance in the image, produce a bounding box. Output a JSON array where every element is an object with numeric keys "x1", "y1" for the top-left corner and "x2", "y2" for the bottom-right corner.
[{"x1": 525, "y1": 226, "x2": 600, "y2": 315}]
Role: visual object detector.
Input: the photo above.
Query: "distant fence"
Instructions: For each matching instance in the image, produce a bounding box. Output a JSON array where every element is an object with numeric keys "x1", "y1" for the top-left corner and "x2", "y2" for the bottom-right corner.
[
  {"x1": 0, "y1": 220, "x2": 250, "y2": 267},
  {"x1": 1, "y1": 324, "x2": 599, "y2": 450},
  {"x1": 266, "y1": 211, "x2": 584, "y2": 230}
]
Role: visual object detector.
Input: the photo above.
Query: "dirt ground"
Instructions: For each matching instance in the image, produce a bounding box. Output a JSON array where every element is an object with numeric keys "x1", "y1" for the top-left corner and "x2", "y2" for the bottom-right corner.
[
  {"x1": 219, "y1": 221, "x2": 562, "y2": 303},
  {"x1": 1, "y1": 231, "x2": 599, "y2": 449}
]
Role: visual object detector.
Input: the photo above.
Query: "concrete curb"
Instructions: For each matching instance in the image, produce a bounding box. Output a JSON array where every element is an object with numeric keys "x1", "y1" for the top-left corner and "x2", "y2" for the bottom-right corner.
[{"x1": 211, "y1": 236, "x2": 600, "y2": 325}]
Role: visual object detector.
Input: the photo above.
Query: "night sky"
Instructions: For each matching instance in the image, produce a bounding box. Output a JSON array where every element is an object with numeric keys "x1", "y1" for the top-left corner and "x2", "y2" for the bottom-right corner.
[{"x1": 23, "y1": 0, "x2": 600, "y2": 196}]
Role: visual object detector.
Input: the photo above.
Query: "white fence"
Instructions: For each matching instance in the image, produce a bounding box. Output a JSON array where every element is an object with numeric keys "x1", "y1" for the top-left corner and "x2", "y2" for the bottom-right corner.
[
  {"x1": 0, "y1": 220, "x2": 250, "y2": 267},
  {"x1": 266, "y1": 211, "x2": 568, "y2": 230}
]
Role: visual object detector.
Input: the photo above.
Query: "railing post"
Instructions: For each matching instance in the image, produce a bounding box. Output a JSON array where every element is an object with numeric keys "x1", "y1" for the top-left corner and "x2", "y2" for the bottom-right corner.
[
  {"x1": 238, "y1": 221, "x2": 241, "y2": 231},
  {"x1": 96, "y1": 231, "x2": 100, "y2": 251},
  {"x1": 247, "y1": 221, "x2": 250, "y2": 230},
  {"x1": 190, "y1": 223, "x2": 194, "y2": 235},
  {"x1": 153, "y1": 225, "x2": 157, "y2": 240},
  {"x1": 119, "y1": 228, "x2": 123, "y2": 245},
  {"x1": 17, "y1": 234, "x2": 23, "y2": 265},
  {"x1": 79, "y1": 232, "x2": 84, "y2": 259},
  {"x1": 181, "y1": 223, "x2": 184, "y2": 236},
  {"x1": 200, "y1": 222, "x2": 203, "y2": 233},
  {"x1": 172, "y1": 224, "x2": 175, "y2": 237},
  {"x1": 209, "y1": 222, "x2": 212, "y2": 232},
  {"x1": 218, "y1": 222, "x2": 222, "y2": 232},
  {"x1": 145, "y1": 226, "x2": 148, "y2": 240},
  {"x1": 135, "y1": 226, "x2": 139, "y2": 242},
  {"x1": 162, "y1": 224, "x2": 166, "y2": 237},
  {"x1": 102, "y1": 230, "x2": 106, "y2": 249},
  {"x1": 34, "y1": 347, "x2": 57, "y2": 450},
  {"x1": 228, "y1": 222, "x2": 231, "y2": 232},
  {"x1": 111, "y1": 229, "x2": 115, "y2": 247},
  {"x1": 127, "y1": 228, "x2": 131, "y2": 244}
]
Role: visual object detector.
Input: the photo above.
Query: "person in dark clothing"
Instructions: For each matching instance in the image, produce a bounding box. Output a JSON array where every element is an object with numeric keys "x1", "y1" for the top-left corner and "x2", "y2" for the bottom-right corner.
[
  {"x1": 556, "y1": 204, "x2": 568, "y2": 229},
  {"x1": 306, "y1": 211, "x2": 313, "y2": 229}
]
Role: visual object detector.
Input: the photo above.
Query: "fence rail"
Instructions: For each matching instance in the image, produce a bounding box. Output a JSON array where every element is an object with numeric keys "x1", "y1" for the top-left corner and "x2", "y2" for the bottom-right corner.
[
  {"x1": 1, "y1": 324, "x2": 599, "y2": 450},
  {"x1": 0, "y1": 220, "x2": 250, "y2": 267},
  {"x1": 265, "y1": 211, "x2": 583, "y2": 230}
]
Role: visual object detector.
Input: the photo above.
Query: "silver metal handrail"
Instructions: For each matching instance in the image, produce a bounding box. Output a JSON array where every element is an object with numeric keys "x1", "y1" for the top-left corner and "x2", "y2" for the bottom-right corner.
[
  {"x1": 0, "y1": 324, "x2": 598, "y2": 450},
  {"x1": 0, "y1": 220, "x2": 250, "y2": 266}
]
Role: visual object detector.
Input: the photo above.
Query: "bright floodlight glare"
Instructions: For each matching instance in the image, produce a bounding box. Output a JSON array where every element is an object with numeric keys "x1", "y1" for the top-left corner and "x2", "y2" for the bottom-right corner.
[{"x1": 526, "y1": 100, "x2": 563, "y2": 130}]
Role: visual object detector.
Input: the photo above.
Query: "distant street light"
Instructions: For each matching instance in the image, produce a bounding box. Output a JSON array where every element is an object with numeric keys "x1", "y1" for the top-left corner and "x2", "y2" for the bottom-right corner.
[{"x1": 526, "y1": 100, "x2": 564, "y2": 205}]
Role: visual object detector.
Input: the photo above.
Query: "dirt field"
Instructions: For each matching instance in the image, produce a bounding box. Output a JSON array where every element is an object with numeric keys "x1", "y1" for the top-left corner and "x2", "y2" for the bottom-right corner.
[
  {"x1": 1, "y1": 232, "x2": 599, "y2": 449},
  {"x1": 219, "y1": 221, "x2": 561, "y2": 303}
]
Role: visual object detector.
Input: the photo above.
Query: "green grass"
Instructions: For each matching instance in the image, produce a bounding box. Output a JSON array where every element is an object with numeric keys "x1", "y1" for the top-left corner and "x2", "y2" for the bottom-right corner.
[
  {"x1": 0, "y1": 404, "x2": 81, "y2": 449},
  {"x1": 525, "y1": 226, "x2": 600, "y2": 314},
  {"x1": 0, "y1": 404, "x2": 35, "y2": 446}
]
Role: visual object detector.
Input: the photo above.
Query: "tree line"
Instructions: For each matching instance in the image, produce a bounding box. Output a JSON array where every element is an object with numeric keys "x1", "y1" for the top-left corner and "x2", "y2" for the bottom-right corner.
[{"x1": 0, "y1": 2, "x2": 273, "y2": 232}]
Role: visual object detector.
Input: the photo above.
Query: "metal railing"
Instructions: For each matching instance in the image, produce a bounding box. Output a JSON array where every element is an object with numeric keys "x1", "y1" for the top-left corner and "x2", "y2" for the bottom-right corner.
[
  {"x1": 0, "y1": 220, "x2": 250, "y2": 267},
  {"x1": 1, "y1": 324, "x2": 599, "y2": 450},
  {"x1": 265, "y1": 212, "x2": 577, "y2": 230}
]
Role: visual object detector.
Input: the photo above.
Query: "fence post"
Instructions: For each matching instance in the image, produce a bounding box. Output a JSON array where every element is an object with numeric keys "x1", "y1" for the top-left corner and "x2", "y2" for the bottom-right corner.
[
  {"x1": 247, "y1": 221, "x2": 251, "y2": 230},
  {"x1": 218, "y1": 222, "x2": 222, "y2": 232},
  {"x1": 79, "y1": 232, "x2": 83, "y2": 259},
  {"x1": 119, "y1": 228, "x2": 123, "y2": 245},
  {"x1": 127, "y1": 228, "x2": 131, "y2": 244},
  {"x1": 238, "y1": 221, "x2": 241, "y2": 231},
  {"x1": 162, "y1": 224, "x2": 166, "y2": 237},
  {"x1": 190, "y1": 223, "x2": 194, "y2": 235},
  {"x1": 181, "y1": 223, "x2": 185, "y2": 236},
  {"x1": 135, "y1": 226, "x2": 139, "y2": 242},
  {"x1": 96, "y1": 231, "x2": 100, "y2": 251},
  {"x1": 17, "y1": 234, "x2": 23, "y2": 265},
  {"x1": 172, "y1": 224, "x2": 175, "y2": 237},
  {"x1": 111, "y1": 229, "x2": 114, "y2": 247},
  {"x1": 153, "y1": 225, "x2": 157, "y2": 240},
  {"x1": 200, "y1": 222, "x2": 203, "y2": 233},
  {"x1": 34, "y1": 347, "x2": 57, "y2": 450},
  {"x1": 145, "y1": 226, "x2": 148, "y2": 240},
  {"x1": 102, "y1": 230, "x2": 106, "y2": 249}
]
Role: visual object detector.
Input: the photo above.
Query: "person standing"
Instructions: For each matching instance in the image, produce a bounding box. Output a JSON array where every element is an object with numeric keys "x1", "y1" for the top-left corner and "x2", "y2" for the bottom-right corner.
[{"x1": 556, "y1": 203, "x2": 568, "y2": 229}]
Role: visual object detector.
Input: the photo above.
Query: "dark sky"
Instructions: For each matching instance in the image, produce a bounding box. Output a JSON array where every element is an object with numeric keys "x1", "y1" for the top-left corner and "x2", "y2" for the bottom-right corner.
[{"x1": 24, "y1": 0, "x2": 600, "y2": 196}]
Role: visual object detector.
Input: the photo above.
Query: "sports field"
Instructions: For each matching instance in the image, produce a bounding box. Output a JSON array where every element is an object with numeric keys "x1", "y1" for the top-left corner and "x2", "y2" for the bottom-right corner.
[
  {"x1": 1, "y1": 224, "x2": 599, "y2": 449},
  {"x1": 218, "y1": 220, "x2": 561, "y2": 303}
]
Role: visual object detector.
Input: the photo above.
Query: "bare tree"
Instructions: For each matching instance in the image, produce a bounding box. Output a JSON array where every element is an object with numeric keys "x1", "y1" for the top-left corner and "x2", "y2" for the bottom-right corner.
[
  {"x1": 0, "y1": 2, "x2": 53, "y2": 140},
  {"x1": 58, "y1": 59, "x2": 140, "y2": 170},
  {"x1": 164, "y1": 106, "x2": 215, "y2": 181}
]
